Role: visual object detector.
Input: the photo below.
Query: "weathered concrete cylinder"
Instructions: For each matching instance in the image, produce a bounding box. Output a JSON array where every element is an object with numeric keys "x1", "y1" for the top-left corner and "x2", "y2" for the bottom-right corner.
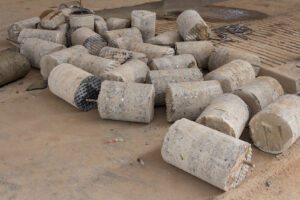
[
  {"x1": 99, "y1": 46, "x2": 148, "y2": 64},
  {"x1": 250, "y1": 95, "x2": 300, "y2": 154},
  {"x1": 60, "y1": 8, "x2": 72, "y2": 22},
  {"x1": 40, "y1": 45, "x2": 88, "y2": 80},
  {"x1": 131, "y1": 10, "x2": 156, "y2": 41},
  {"x1": 161, "y1": 118, "x2": 252, "y2": 191},
  {"x1": 107, "y1": 17, "x2": 130, "y2": 30},
  {"x1": 69, "y1": 9, "x2": 94, "y2": 30},
  {"x1": 176, "y1": 10, "x2": 211, "y2": 41},
  {"x1": 104, "y1": 59, "x2": 149, "y2": 83},
  {"x1": 166, "y1": 80, "x2": 223, "y2": 122},
  {"x1": 234, "y1": 76, "x2": 284, "y2": 117},
  {"x1": 196, "y1": 94, "x2": 249, "y2": 138},
  {"x1": 8, "y1": 17, "x2": 40, "y2": 42},
  {"x1": 71, "y1": 27, "x2": 107, "y2": 55},
  {"x1": 20, "y1": 38, "x2": 65, "y2": 69},
  {"x1": 204, "y1": 59, "x2": 255, "y2": 93},
  {"x1": 56, "y1": 23, "x2": 69, "y2": 35},
  {"x1": 98, "y1": 81, "x2": 155, "y2": 123},
  {"x1": 94, "y1": 15, "x2": 108, "y2": 35},
  {"x1": 147, "y1": 30, "x2": 182, "y2": 47},
  {"x1": 147, "y1": 68, "x2": 203, "y2": 106},
  {"x1": 40, "y1": 9, "x2": 66, "y2": 29},
  {"x1": 48, "y1": 63, "x2": 101, "y2": 111},
  {"x1": 208, "y1": 46, "x2": 261, "y2": 76},
  {"x1": 18, "y1": 28, "x2": 66, "y2": 44},
  {"x1": 175, "y1": 41, "x2": 214, "y2": 69},
  {"x1": 0, "y1": 50, "x2": 31, "y2": 87},
  {"x1": 149, "y1": 54, "x2": 197, "y2": 70}
]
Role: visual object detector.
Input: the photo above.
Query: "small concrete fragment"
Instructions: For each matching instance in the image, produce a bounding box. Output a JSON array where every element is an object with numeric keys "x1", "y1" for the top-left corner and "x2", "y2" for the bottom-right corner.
[
  {"x1": 98, "y1": 81, "x2": 155, "y2": 123},
  {"x1": 147, "y1": 30, "x2": 182, "y2": 47},
  {"x1": 147, "y1": 68, "x2": 203, "y2": 106},
  {"x1": 149, "y1": 54, "x2": 197, "y2": 70},
  {"x1": 40, "y1": 9, "x2": 66, "y2": 29},
  {"x1": 18, "y1": 28, "x2": 66, "y2": 44},
  {"x1": 196, "y1": 94, "x2": 249, "y2": 138},
  {"x1": 234, "y1": 76, "x2": 284, "y2": 117},
  {"x1": 8, "y1": 17, "x2": 40, "y2": 42},
  {"x1": 250, "y1": 94, "x2": 300, "y2": 154},
  {"x1": 69, "y1": 9, "x2": 95, "y2": 30},
  {"x1": 161, "y1": 118, "x2": 252, "y2": 191},
  {"x1": 204, "y1": 59, "x2": 255, "y2": 93},
  {"x1": 107, "y1": 17, "x2": 130, "y2": 30},
  {"x1": 131, "y1": 10, "x2": 156, "y2": 41},
  {"x1": 166, "y1": 80, "x2": 223, "y2": 122}
]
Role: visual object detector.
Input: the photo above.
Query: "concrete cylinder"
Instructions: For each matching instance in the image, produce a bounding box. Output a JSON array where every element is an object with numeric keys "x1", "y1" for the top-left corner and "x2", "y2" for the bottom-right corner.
[
  {"x1": 176, "y1": 10, "x2": 211, "y2": 41},
  {"x1": 175, "y1": 41, "x2": 214, "y2": 69},
  {"x1": 69, "y1": 9, "x2": 94, "y2": 30},
  {"x1": 94, "y1": 15, "x2": 108, "y2": 35},
  {"x1": 147, "y1": 30, "x2": 182, "y2": 47},
  {"x1": 131, "y1": 10, "x2": 156, "y2": 41},
  {"x1": 234, "y1": 76, "x2": 284, "y2": 117},
  {"x1": 0, "y1": 50, "x2": 31, "y2": 87},
  {"x1": 60, "y1": 8, "x2": 72, "y2": 22},
  {"x1": 161, "y1": 118, "x2": 252, "y2": 191},
  {"x1": 66, "y1": 26, "x2": 81, "y2": 47},
  {"x1": 99, "y1": 46, "x2": 148, "y2": 64},
  {"x1": 204, "y1": 59, "x2": 255, "y2": 93},
  {"x1": 250, "y1": 95, "x2": 300, "y2": 154},
  {"x1": 196, "y1": 94, "x2": 249, "y2": 138},
  {"x1": 208, "y1": 46, "x2": 261, "y2": 76},
  {"x1": 71, "y1": 27, "x2": 107, "y2": 55},
  {"x1": 48, "y1": 63, "x2": 101, "y2": 111},
  {"x1": 40, "y1": 9, "x2": 66, "y2": 29},
  {"x1": 104, "y1": 59, "x2": 149, "y2": 83},
  {"x1": 98, "y1": 81, "x2": 155, "y2": 123},
  {"x1": 166, "y1": 80, "x2": 223, "y2": 122},
  {"x1": 18, "y1": 28, "x2": 66, "y2": 45},
  {"x1": 107, "y1": 17, "x2": 130, "y2": 30},
  {"x1": 8, "y1": 17, "x2": 40, "y2": 42},
  {"x1": 56, "y1": 23, "x2": 69, "y2": 35},
  {"x1": 149, "y1": 54, "x2": 197, "y2": 70},
  {"x1": 147, "y1": 68, "x2": 203, "y2": 106},
  {"x1": 40, "y1": 45, "x2": 89, "y2": 80},
  {"x1": 20, "y1": 38, "x2": 65, "y2": 69}
]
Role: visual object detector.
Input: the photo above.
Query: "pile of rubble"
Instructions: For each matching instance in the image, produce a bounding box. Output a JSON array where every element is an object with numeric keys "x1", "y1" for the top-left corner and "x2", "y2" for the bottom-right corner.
[{"x1": 1, "y1": 1, "x2": 300, "y2": 192}]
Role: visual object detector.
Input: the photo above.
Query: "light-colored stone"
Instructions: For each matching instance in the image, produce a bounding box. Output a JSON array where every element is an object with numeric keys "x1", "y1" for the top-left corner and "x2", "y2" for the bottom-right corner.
[
  {"x1": 18, "y1": 28, "x2": 66, "y2": 44},
  {"x1": 94, "y1": 15, "x2": 108, "y2": 35},
  {"x1": 107, "y1": 17, "x2": 130, "y2": 30},
  {"x1": 149, "y1": 54, "x2": 197, "y2": 70},
  {"x1": 147, "y1": 30, "x2": 182, "y2": 47}
]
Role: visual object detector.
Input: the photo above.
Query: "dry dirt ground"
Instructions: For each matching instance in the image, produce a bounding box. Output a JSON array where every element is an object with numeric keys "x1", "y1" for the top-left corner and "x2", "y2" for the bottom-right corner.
[{"x1": 0, "y1": 0, "x2": 300, "y2": 200}]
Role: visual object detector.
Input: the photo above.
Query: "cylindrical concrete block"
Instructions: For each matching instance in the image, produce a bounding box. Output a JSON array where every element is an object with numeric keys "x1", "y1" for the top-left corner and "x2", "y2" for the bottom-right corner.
[
  {"x1": 161, "y1": 118, "x2": 252, "y2": 191},
  {"x1": 40, "y1": 45, "x2": 88, "y2": 80},
  {"x1": 18, "y1": 28, "x2": 66, "y2": 44},
  {"x1": 8, "y1": 17, "x2": 40, "y2": 42},
  {"x1": 98, "y1": 81, "x2": 155, "y2": 123},
  {"x1": 234, "y1": 76, "x2": 284, "y2": 117},
  {"x1": 48, "y1": 63, "x2": 101, "y2": 111},
  {"x1": 104, "y1": 59, "x2": 149, "y2": 83},
  {"x1": 176, "y1": 10, "x2": 211, "y2": 41},
  {"x1": 208, "y1": 46, "x2": 261, "y2": 76},
  {"x1": 71, "y1": 27, "x2": 107, "y2": 55},
  {"x1": 204, "y1": 59, "x2": 255, "y2": 93},
  {"x1": 56, "y1": 23, "x2": 69, "y2": 35},
  {"x1": 175, "y1": 41, "x2": 214, "y2": 69},
  {"x1": 131, "y1": 10, "x2": 156, "y2": 41},
  {"x1": 60, "y1": 8, "x2": 72, "y2": 22},
  {"x1": 40, "y1": 9, "x2": 66, "y2": 29},
  {"x1": 0, "y1": 50, "x2": 31, "y2": 87},
  {"x1": 147, "y1": 68, "x2": 203, "y2": 106},
  {"x1": 166, "y1": 80, "x2": 223, "y2": 122},
  {"x1": 99, "y1": 46, "x2": 148, "y2": 64},
  {"x1": 20, "y1": 38, "x2": 65, "y2": 68},
  {"x1": 107, "y1": 17, "x2": 130, "y2": 30},
  {"x1": 94, "y1": 15, "x2": 108, "y2": 35},
  {"x1": 147, "y1": 30, "x2": 182, "y2": 47},
  {"x1": 250, "y1": 95, "x2": 300, "y2": 154},
  {"x1": 69, "y1": 9, "x2": 94, "y2": 30},
  {"x1": 149, "y1": 54, "x2": 197, "y2": 70},
  {"x1": 196, "y1": 94, "x2": 249, "y2": 138}
]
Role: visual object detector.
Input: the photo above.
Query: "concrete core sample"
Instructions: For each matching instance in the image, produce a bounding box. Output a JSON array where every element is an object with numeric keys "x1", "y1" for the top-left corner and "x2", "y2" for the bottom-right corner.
[
  {"x1": 250, "y1": 94, "x2": 300, "y2": 154},
  {"x1": 175, "y1": 41, "x2": 214, "y2": 69},
  {"x1": 166, "y1": 80, "x2": 223, "y2": 122},
  {"x1": 94, "y1": 15, "x2": 108, "y2": 35},
  {"x1": 0, "y1": 50, "x2": 31, "y2": 87},
  {"x1": 146, "y1": 30, "x2": 182, "y2": 47},
  {"x1": 196, "y1": 94, "x2": 249, "y2": 138},
  {"x1": 161, "y1": 118, "x2": 252, "y2": 191},
  {"x1": 204, "y1": 59, "x2": 255, "y2": 93},
  {"x1": 208, "y1": 46, "x2": 261, "y2": 76},
  {"x1": 40, "y1": 9, "x2": 66, "y2": 30},
  {"x1": 18, "y1": 28, "x2": 66, "y2": 45},
  {"x1": 107, "y1": 17, "x2": 130, "y2": 30},
  {"x1": 69, "y1": 9, "x2": 94, "y2": 30},
  {"x1": 20, "y1": 38, "x2": 65, "y2": 69},
  {"x1": 176, "y1": 10, "x2": 211, "y2": 41},
  {"x1": 131, "y1": 10, "x2": 156, "y2": 41},
  {"x1": 147, "y1": 68, "x2": 203, "y2": 106},
  {"x1": 98, "y1": 81, "x2": 155, "y2": 123},
  {"x1": 48, "y1": 63, "x2": 101, "y2": 112},
  {"x1": 149, "y1": 54, "x2": 197, "y2": 70},
  {"x1": 234, "y1": 76, "x2": 284, "y2": 117}
]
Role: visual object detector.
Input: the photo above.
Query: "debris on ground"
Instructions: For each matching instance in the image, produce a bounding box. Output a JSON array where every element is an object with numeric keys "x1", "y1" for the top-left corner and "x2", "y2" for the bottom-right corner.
[
  {"x1": 212, "y1": 23, "x2": 254, "y2": 40},
  {"x1": 265, "y1": 180, "x2": 271, "y2": 187},
  {"x1": 104, "y1": 137, "x2": 124, "y2": 144},
  {"x1": 26, "y1": 80, "x2": 48, "y2": 91},
  {"x1": 137, "y1": 158, "x2": 145, "y2": 166}
]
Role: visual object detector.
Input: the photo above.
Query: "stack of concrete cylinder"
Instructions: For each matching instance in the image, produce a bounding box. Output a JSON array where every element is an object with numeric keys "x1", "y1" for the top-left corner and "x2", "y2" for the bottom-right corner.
[{"x1": 6, "y1": 1, "x2": 300, "y2": 192}]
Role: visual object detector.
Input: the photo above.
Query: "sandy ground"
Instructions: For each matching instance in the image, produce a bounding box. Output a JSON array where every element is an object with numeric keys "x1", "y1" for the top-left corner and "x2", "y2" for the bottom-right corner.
[{"x1": 0, "y1": 0, "x2": 300, "y2": 200}]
